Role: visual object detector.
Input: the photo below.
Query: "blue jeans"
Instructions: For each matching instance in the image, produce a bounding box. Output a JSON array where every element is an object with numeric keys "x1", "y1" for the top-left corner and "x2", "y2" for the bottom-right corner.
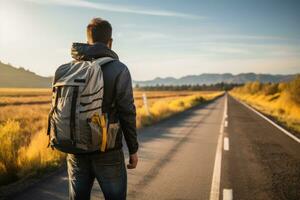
[{"x1": 67, "y1": 150, "x2": 127, "y2": 200}]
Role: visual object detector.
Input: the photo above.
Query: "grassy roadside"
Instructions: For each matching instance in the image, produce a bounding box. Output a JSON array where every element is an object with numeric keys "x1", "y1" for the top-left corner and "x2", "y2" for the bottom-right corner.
[
  {"x1": 0, "y1": 91, "x2": 223, "y2": 189},
  {"x1": 230, "y1": 76, "x2": 300, "y2": 138},
  {"x1": 136, "y1": 92, "x2": 223, "y2": 128}
]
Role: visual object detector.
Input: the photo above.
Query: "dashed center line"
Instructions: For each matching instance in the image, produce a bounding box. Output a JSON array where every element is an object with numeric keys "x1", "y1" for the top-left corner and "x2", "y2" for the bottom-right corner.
[
  {"x1": 224, "y1": 120, "x2": 228, "y2": 128},
  {"x1": 223, "y1": 137, "x2": 229, "y2": 151},
  {"x1": 223, "y1": 189, "x2": 233, "y2": 200},
  {"x1": 210, "y1": 94, "x2": 227, "y2": 200}
]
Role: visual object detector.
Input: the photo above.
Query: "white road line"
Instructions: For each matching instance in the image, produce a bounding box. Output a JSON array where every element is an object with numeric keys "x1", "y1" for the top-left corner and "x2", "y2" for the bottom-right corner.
[
  {"x1": 219, "y1": 94, "x2": 228, "y2": 134},
  {"x1": 233, "y1": 96, "x2": 300, "y2": 144},
  {"x1": 210, "y1": 94, "x2": 227, "y2": 200},
  {"x1": 224, "y1": 94, "x2": 228, "y2": 117},
  {"x1": 219, "y1": 118, "x2": 224, "y2": 134},
  {"x1": 210, "y1": 133, "x2": 223, "y2": 200},
  {"x1": 223, "y1": 137, "x2": 229, "y2": 151},
  {"x1": 224, "y1": 120, "x2": 228, "y2": 128},
  {"x1": 223, "y1": 189, "x2": 233, "y2": 200}
]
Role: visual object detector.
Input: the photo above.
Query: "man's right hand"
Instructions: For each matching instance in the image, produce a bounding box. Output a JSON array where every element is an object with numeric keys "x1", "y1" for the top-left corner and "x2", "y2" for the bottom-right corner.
[{"x1": 127, "y1": 153, "x2": 138, "y2": 169}]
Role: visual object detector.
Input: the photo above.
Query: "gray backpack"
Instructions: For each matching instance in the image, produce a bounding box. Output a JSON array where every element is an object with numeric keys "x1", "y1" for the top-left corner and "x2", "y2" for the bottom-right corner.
[{"x1": 47, "y1": 57, "x2": 118, "y2": 154}]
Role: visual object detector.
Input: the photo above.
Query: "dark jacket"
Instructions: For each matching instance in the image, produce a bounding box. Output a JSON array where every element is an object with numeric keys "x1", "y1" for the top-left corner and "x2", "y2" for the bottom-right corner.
[{"x1": 71, "y1": 42, "x2": 138, "y2": 155}]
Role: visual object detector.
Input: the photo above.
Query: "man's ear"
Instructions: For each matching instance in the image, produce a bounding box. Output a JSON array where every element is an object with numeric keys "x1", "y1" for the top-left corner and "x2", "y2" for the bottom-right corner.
[
  {"x1": 107, "y1": 38, "x2": 113, "y2": 49},
  {"x1": 87, "y1": 37, "x2": 93, "y2": 45},
  {"x1": 87, "y1": 31, "x2": 92, "y2": 44}
]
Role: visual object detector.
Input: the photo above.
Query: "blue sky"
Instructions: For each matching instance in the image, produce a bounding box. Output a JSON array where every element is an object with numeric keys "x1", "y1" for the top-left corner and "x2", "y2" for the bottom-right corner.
[{"x1": 0, "y1": 0, "x2": 299, "y2": 80}]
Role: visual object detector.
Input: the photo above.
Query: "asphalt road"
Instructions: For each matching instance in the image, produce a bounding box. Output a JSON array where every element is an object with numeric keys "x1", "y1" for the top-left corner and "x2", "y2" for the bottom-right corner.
[
  {"x1": 221, "y1": 95, "x2": 300, "y2": 200},
  {"x1": 12, "y1": 94, "x2": 300, "y2": 200}
]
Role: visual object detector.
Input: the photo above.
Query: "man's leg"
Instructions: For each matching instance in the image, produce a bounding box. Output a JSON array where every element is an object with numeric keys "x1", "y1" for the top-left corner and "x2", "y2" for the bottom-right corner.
[
  {"x1": 67, "y1": 154, "x2": 95, "y2": 200},
  {"x1": 91, "y1": 150, "x2": 127, "y2": 200}
]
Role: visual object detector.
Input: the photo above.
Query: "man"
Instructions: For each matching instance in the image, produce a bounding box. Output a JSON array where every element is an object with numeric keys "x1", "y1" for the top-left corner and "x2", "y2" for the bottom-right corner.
[{"x1": 67, "y1": 18, "x2": 138, "y2": 200}]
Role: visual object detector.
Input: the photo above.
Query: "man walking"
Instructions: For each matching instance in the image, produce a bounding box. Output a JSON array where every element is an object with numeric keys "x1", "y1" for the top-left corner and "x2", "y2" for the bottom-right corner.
[{"x1": 64, "y1": 18, "x2": 138, "y2": 200}]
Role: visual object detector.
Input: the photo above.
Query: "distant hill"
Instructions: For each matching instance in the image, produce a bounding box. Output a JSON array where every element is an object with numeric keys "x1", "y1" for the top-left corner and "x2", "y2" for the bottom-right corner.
[
  {"x1": 134, "y1": 73, "x2": 297, "y2": 86},
  {"x1": 0, "y1": 61, "x2": 52, "y2": 88}
]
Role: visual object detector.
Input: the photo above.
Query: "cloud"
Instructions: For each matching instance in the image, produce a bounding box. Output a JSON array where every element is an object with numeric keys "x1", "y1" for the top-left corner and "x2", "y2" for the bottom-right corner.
[
  {"x1": 208, "y1": 34, "x2": 290, "y2": 41},
  {"x1": 24, "y1": 0, "x2": 203, "y2": 19},
  {"x1": 116, "y1": 31, "x2": 169, "y2": 41}
]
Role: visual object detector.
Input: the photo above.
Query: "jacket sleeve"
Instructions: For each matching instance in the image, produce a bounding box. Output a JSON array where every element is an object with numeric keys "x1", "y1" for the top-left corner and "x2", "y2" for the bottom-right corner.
[{"x1": 115, "y1": 66, "x2": 138, "y2": 154}]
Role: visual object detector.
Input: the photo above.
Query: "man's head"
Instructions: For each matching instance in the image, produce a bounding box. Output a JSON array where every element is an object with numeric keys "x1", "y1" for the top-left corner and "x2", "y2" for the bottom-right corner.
[{"x1": 87, "y1": 18, "x2": 113, "y2": 48}]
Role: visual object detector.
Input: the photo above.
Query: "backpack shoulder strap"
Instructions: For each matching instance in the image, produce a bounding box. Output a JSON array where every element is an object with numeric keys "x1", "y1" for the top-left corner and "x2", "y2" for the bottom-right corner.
[
  {"x1": 93, "y1": 57, "x2": 115, "y2": 66},
  {"x1": 93, "y1": 57, "x2": 117, "y2": 120}
]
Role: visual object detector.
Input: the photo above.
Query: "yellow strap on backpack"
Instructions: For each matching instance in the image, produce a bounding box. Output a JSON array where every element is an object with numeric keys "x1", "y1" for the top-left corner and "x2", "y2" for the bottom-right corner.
[
  {"x1": 91, "y1": 113, "x2": 107, "y2": 152},
  {"x1": 100, "y1": 115, "x2": 107, "y2": 152}
]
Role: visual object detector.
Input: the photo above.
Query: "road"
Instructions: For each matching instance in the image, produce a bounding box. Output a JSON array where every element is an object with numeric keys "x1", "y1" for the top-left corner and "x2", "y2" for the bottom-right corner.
[{"x1": 12, "y1": 94, "x2": 300, "y2": 200}]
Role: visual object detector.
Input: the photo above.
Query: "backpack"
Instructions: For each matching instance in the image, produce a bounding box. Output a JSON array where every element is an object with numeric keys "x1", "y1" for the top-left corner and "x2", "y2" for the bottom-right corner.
[{"x1": 47, "y1": 57, "x2": 117, "y2": 154}]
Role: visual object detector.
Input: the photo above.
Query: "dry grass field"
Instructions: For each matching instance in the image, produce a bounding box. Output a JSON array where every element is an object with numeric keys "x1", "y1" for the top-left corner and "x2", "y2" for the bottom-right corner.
[
  {"x1": 230, "y1": 75, "x2": 300, "y2": 136},
  {"x1": 0, "y1": 88, "x2": 222, "y2": 186}
]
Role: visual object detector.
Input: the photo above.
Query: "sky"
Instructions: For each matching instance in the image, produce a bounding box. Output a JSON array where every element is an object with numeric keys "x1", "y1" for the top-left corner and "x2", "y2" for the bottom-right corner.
[{"x1": 0, "y1": 0, "x2": 300, "y2": 80}]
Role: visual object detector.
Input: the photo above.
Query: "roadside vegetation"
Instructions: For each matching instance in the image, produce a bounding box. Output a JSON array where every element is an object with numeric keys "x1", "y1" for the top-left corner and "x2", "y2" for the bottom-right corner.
[
  {"x1": 230, "y1": 75, "x2": 300, "y2": 136},
  {"x1": 136, "y1": 92, "x2": 222, "y2": 128},
  {"x1": 135, "y1": 82, "x2": 241, "y2": 91},
  {"x1": 0, "y1": 89, "x2": 222, "y2": 186}
]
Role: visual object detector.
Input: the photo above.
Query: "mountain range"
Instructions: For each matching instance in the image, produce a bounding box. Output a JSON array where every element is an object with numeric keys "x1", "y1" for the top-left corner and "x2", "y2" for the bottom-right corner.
[
  {"x1": 133, "y1": 73, "x2": 296, "y2": 86},
  {"x1": 0, "y1": 61, "x2": 297, "y2": 88}
]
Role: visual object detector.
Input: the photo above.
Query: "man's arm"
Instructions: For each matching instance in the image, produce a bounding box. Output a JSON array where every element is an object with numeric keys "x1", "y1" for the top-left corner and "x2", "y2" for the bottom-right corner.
[{"x1": 115, "y1": 66, "x2": 138, "y2": 168}]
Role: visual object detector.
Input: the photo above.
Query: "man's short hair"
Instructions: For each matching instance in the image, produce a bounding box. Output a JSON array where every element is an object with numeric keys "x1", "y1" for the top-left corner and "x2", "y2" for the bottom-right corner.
[{"x1": 87, "y1": 18, "x2": 112, "y2": 44}]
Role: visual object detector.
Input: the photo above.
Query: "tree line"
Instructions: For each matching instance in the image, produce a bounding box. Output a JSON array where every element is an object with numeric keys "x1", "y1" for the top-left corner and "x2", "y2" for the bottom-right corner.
[{"x1": 134, "y1": 82, "x2": 242, "y2": 91}]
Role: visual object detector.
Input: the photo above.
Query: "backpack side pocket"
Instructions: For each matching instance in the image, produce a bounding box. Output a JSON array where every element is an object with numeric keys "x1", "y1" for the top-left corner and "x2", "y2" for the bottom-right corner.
[
  {"x1": 87, "y1": 118, "x2": 102, "y2": 151},
  {"x1": 107, "y1": 123, "x2": 119, "y2": 149}
]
